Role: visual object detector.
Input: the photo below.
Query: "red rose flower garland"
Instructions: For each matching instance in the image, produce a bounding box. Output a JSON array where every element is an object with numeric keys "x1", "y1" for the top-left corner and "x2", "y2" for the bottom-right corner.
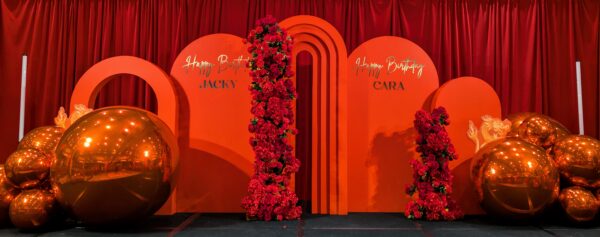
[
  {"x1": 405, "y1": 107, "x2": 463, "y2": 220},
  {"x1": 241, "y1": 16, "x2": 302, "y2": 221}
]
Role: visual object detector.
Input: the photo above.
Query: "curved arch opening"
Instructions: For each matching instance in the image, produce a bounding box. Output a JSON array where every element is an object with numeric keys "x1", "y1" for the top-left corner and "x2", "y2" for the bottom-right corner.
[
  {"x1": 295, "y1": 51, "x2": 313, "y2": 213},
  {"x1": 94, "y1": 74, "x2": 158, "y2": 113}
]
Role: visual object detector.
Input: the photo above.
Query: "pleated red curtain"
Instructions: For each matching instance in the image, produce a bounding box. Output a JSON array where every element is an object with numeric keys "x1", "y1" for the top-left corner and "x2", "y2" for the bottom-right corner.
[{"x1": 1, "y1": 0, "x2": 599, "y2": 163}]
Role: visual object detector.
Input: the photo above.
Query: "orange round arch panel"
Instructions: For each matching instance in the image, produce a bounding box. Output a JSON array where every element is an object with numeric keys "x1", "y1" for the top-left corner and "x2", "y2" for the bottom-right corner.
[
  {"x1": 169, "y1": 33, "x2": 253, "y2": 213},
  {"x1": 430, "y1": 76, "x2": 502, "y2": 214},
  {"x1": 346, "y1": 36, "x2": 440, "y2": 213}
]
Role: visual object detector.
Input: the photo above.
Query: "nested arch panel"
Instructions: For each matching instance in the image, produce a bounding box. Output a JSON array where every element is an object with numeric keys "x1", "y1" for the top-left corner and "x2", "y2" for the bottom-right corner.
[
  {"x1": 293, "y1": 38, "x2": 336, "y2": 215},
  {"x1": 281, "y1": 15, "x2": 348, "y2": 215},
  {"x1": 290, "y1": 31, "x2": 333, "y2": 215}
]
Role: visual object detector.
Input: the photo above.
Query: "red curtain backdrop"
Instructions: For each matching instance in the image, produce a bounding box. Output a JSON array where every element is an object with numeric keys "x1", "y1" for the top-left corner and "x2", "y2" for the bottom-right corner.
[{"x1": 1, "y1": 0, "x2": 599, "y2": 162}]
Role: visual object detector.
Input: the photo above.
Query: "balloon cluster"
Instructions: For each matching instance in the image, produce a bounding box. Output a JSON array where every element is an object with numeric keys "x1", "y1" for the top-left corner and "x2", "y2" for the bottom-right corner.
[
  {"x1": 471, "y1": 112, "x2": 600, "y2": 223},
  {"x1": 2, "y1": 127, "x2": 65, "y2": 229},
  {"x1": 1, "y1": 105, "x2": 177, "y2": 230},
  {"x1": 0, "y1": 105, "x2": 93, "y2": 230}
]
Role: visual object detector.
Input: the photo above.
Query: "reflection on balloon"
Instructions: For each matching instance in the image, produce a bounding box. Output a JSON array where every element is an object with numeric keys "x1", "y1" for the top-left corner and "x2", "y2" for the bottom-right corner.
[
  {"x1": 553, "y1": 135, "x2": 600, "y2": 188},
  {"x1": 0, "y1": 165, "x2": 20, "y2": 225},
  {"x1": 471, "y1": 137, "x2": 560, "y2": 219},
  {"x1": 52, "y1": 106, "x2": 178, "y2": 226},
  {"x1": 9, "y1": 189, "x2": 61, "y2": 230},
  {"x1": 17, "y1": 126, "x2": 64, "y2": 155},
  {"x1": 559, "y1": 186, "x2": 599, "y2": 223},
  {"x1": 5, "y1": 149, "x2": 52, "y2": 189},
  {"x1": 516, "y1": 115, "x2": 570, "y2": 149},
  {"x1": 506, "y1": 112, "x2": 537, "y2": 137}
]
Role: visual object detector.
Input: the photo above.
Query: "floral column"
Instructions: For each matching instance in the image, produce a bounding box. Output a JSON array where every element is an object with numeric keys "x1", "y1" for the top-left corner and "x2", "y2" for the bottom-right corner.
[
  {"x1": 241, "y1": 16, "x2": 302, "y2": 221},
  {"x1": 405, "y1": 107, "x2": 463, "y2": 220}
]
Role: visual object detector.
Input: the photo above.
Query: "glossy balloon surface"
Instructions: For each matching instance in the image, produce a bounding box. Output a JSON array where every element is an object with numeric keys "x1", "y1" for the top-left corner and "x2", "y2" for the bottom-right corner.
[
  {"x1": 17, "y1": 126, "x2": 64, "y2": 155},
  {"x1": 52, "y1": 106, "x2": 178, "y2": 225},
  {"x1": 9, "y1": 189, "x2": 60, "y2": 230},
  {"x1": 553, "y1": 135, "x2": 600, "y2": 188},
  {"x1": 0, "y1": 165, "x2": 20, "y2": 225},
  {"x1": 5, "y1": 149, "x2": 52, "y2": 189},
  {"x1": 516, "y1": 115, "x2": 569, "y2": 149},
  {"x1": 471, "y1": 137, "x2": 559, "y2": 219},
  {"x1": 559, "y1": 186, "x2": 599, "y2": 223},
  {"x1": 506, "y1": 112, "x2": 537, "y2": 137}
]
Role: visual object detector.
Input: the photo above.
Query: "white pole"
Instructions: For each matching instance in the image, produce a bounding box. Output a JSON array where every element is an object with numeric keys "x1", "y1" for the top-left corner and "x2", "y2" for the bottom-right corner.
[
  {"x1": 575, "y1": 61, "x2": 584, "y2": 135},
  {"x1": 19, "y1": 54, "x2": 27, "y2": 141}
]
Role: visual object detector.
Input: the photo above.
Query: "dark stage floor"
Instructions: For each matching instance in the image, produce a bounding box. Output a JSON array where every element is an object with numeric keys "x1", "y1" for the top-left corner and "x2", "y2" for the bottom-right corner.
[{"x1": 0, "y1": 213, "x2": 599, "y2": 236}]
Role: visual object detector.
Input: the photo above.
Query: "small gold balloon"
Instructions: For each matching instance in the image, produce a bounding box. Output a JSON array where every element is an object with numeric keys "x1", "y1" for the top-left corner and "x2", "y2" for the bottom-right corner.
[
  {"x1": 516, "y1": 115, "x2": 570, "y2": 149},
  {"x1": 559, "y1": 186, "x2": 599, "y2": 223},
  {"x1": 17, "y1": 126, "x2": 64, "y2": 155},
  {"x1": 471, "y1": 137, "x2": 560, "y2": 219},
  {"x1": 506, "y1": 112, "x2": 537, "y2": 137},
  {"x1": 553, "y1": 135, "x2": 600, "y2": 188},
  {"x1": 9, "y1": 189, "x2": 61, "y2": 230},
  {"x1": 0, "y1": 165, "x2": 20, "y2": 225},
  {"x1": 5, "y1": 149, "x2": 52, "y2": 189},
  {"x1": 52, "y1": 106, "x2": 178, "y2": 226}
]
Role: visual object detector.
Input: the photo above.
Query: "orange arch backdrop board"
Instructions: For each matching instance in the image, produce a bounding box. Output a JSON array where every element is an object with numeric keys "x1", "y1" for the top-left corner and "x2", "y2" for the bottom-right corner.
[
  {"x1": 68, "y1": 17, "x2": 504, "y2": 215},
  {"x1": 347, "y1": 36, "x2": 440, "y2": 212},
  {"x1": 169, "y1": 34, "x2": 252, "y2": 212},
  {"x1": 430, "y1": 77, "x2": 502, "y2": 214}
]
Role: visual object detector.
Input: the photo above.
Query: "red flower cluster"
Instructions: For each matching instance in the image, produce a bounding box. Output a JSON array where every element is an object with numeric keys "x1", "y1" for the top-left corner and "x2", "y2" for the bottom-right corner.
[
  {"x1": 241, "y1": 15, "x2": 302, "y2": 221},
  {"x1": 405, "y1": 107, "x2": 463, "y2": 221}
]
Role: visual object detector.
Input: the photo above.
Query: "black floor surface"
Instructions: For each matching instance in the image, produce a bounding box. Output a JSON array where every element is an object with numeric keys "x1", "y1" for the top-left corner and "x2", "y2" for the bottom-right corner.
[{"x1": 0, "y1": 213, "x2": 599, "y2": 236}]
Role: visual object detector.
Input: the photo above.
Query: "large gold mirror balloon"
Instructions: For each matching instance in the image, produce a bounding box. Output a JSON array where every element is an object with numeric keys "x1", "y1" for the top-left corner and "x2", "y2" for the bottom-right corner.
[
  {"x1": 51, "y1": 106, "x2": 178, "y2": 226},
  {"x1": 5, "y1": 148, "x2": 52, "y2": 189},
  {"x1": 17, "y1": 126, "x2": 64, "y2": 155},
  {"x1": 471, "y1": 137, "x2": 560, "y2": 219},
  {"x1": 559, "y1": 186, "x2": 599, "y2": 223},
  {"x1": 9, "y1": 189, "x2": 61, "y2": 230},
  {"x1": 516, "y1": 115, "x2": 570, "y2": 149},
  {"x1": 0, "y1": 165, "x2": 20, "y2": 225},
  {"x1": 506, "y1": 112, "x2": 537, "y2": 137},
  {"x1": 553, "y1": 135, "x2": 600, "y2": 188}
]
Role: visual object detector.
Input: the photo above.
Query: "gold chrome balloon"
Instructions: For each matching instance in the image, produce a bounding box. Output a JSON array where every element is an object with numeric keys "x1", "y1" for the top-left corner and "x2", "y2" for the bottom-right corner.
[
  {"x1": 5, "y1": 149, "x2": 52, "y2": 189},
  {"x1": 506, "y1": 112, "x2": 537, "y2": 137},
  {"x1": 553, "y1": 135, "x2": 600, "y2": 188},
  {"x1": 0, "y1": 165, "x2": 20, "y2": 225},
  {"x1": 471, "y1": 137, "x2": 559, "y2": 219},
  {"x1": 17, "y1": 126, "x2": 64, "y2": 155},
  {"x1": 9, "y1": 189, "x2": 61, "y2": 230},
  {"x1": 52, "y1": 106, "x2": 178, "y2": 226},
  {"x1": 516, "y1": 114, "x2": 570, "y2": 149},
  {"x1": 559, "y1": 186, "x2": 599, "y2": 223}
]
